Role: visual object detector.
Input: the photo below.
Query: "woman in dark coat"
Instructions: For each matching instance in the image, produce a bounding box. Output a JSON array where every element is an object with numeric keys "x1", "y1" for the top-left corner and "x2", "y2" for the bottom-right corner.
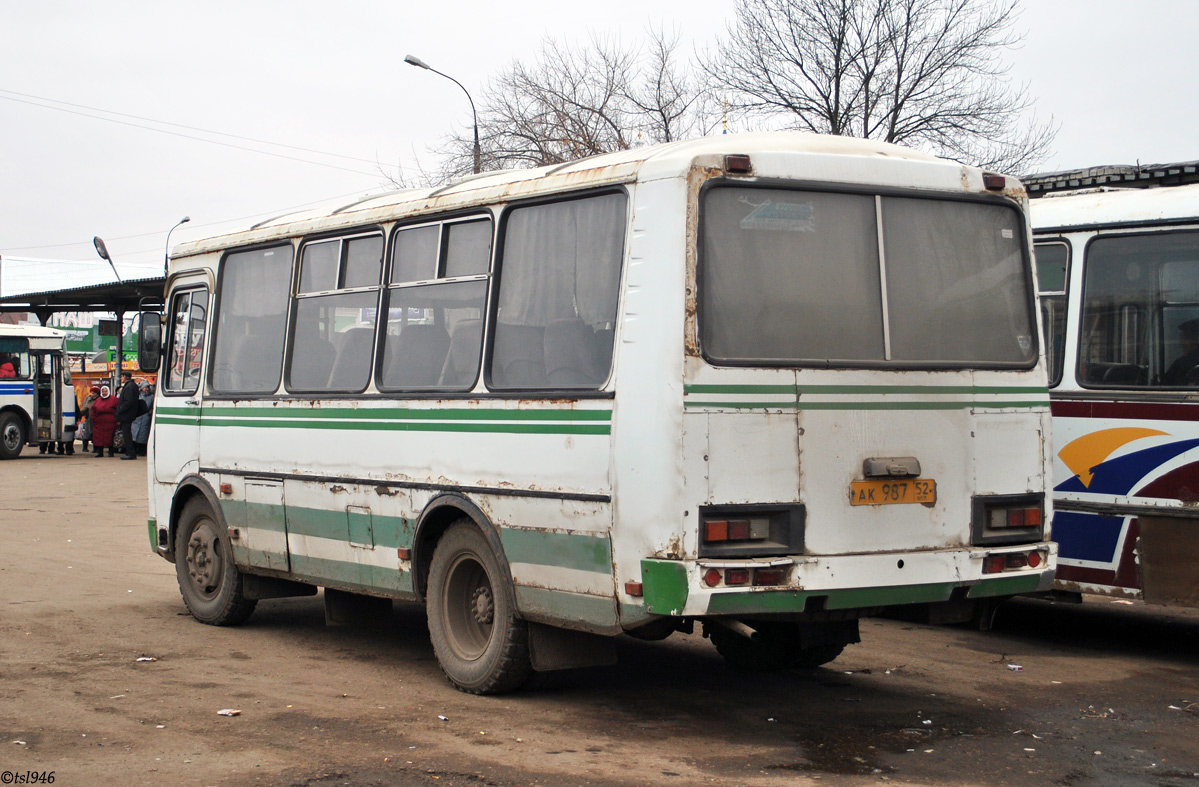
[{"x1": 90, "y1": 385, "x2": 119, "y2": 457}]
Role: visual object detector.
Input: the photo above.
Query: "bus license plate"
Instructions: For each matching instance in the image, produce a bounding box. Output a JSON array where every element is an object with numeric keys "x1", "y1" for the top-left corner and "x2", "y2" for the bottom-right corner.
[{"x1": 849, "y1": 478, "x2": 937, "y2": 506}]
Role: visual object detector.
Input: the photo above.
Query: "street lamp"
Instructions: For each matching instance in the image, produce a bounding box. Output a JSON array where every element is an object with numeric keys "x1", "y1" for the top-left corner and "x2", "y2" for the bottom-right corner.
[
  {"x1": 404, "y1": 54, "x2": 481, "y2": 174},
  {"x1": 92, "y1": 235, "x2": 123, "y2": 392},
  {"x1": 164, "y1": 216, "x2": 190, "y2": 277},
  {"x1": 93, "y1": 236, "x2": 121, "y2": 284}
]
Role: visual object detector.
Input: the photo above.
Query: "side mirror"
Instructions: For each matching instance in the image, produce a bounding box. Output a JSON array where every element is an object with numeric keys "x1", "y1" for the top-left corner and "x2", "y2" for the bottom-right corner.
[{"x1": 138, "y1": 312, "x2": 163, "y2": 372}]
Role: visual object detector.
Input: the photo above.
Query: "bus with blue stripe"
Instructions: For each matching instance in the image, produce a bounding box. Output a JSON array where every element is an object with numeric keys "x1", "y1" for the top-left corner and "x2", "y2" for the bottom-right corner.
[
  {"x1": 1032, "y1": 179, "x2": 1199, "y2": 607},
  {"x1": 138, "y1": 132, "x2": 1054, "y2": 693},
  {"x1": 0, "y1": 324, "x2": 77, "y2": 459}
]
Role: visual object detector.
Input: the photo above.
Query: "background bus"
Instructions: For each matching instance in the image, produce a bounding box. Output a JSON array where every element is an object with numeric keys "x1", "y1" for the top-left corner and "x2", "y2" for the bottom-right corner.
[
  {"x1": 1032, "y1": 179, "x2": 1199, "y2": 608},
  {"x1": 142, "y1": 132, "x2": 1054, "y2": 693},
  {"x1": 0, "y1": 324, "x2": 77, "y2": 459}
]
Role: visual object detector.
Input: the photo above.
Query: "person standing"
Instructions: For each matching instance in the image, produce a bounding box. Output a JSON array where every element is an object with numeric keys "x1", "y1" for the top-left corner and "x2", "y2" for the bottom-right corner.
[
  {"x1": 78, "y1": 385, "x2": 99, "y2": 453},
  {"x1": 115, "y1": 371, "x2": 140, "y2": 460},
  {"x1": 131, "y1": 380, "x2": 154, "y2": 456},
  {"x1": 90, "y1": 385, "x2": 118, "y2": 457}
]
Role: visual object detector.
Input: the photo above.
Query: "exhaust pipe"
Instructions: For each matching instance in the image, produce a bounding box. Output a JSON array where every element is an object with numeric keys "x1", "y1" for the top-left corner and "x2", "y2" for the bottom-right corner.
[{"x1": 710, "y1": 618, "x2": 760, "y2": 641}]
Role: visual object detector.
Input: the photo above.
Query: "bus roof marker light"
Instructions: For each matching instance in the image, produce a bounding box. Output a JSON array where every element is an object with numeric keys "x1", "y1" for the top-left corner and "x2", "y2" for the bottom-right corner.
[
  {"x1": 725, "y1": 154, "x2": 752, "y2": 173},
  {"x1": 983, "y1": 173, "x2": 1006, "y2": 191}
]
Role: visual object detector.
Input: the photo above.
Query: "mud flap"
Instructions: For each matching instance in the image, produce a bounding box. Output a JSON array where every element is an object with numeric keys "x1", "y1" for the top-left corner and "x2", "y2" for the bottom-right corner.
[
  {"x1": 1138, "y1": 516, "x2": 1199, "y2": 607},
  {"x1": 528, "y1": 622, "x2": 617, "y2": 672}
]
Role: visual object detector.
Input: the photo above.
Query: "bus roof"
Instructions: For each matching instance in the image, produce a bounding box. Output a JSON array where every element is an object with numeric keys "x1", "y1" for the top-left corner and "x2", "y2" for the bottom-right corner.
[
  {"x1": 1030, "y1": 182, "x2": 1199, "y2": 233},
  {"x1": 0, "y1": 324, "x2": 67, "y2": 340},
  {"x1": 173, "y1": 131, "x2": 1001, "y2": 259}
]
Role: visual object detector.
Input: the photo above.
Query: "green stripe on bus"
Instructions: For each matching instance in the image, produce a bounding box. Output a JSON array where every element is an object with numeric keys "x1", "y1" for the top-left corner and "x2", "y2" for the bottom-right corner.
[
  {"x1": 501, "y1": 528, "x2": 612, "y2": 575},
  {"x1": 513, "y1": 585, "x2": 620, "y2": 632},
  {"x1": 197, "y1": 418, "x2": 611, "y2": 435},
  {"x1": 966, "y1": 573, "x2": 1045, "y2": 598},
  {"x1": 262, "y1": 504, "x2": 410, "y2": 550},
  {"x1": 685, "y1": 400, "x2": 1046, "y2": 411},
  {"x1": 147, "y1": 519, "x2": 157, "y2": 551},
  {"x1": 288, "y1": 554, "x2": 414, "y2": 596},
  {"x1": 706, "y1": 582, "x2": 958, "y2": 614},
  {"x1": 200, "y1": 406, "x2": 612, "y2": 422},
  {"x1": 684, "y1": 384, "x2": 1047, "y2": 395},
  {"x1": 640, "y1": 559, "x2": 689, "y2": 615}
]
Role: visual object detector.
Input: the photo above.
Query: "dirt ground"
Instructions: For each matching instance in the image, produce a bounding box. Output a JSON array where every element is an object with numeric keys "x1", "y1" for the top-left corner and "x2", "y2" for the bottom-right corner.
[{"x1": 2, "y1": 452, "x2": 1198, "y2": 787}]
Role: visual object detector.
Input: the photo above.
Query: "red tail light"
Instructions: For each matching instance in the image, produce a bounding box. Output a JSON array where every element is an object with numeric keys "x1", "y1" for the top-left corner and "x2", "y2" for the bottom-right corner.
[
  {"x1": 753, "y1": 568, "x2": 784, "y2": 586},
  {"x1": 725, "y1": 568, "x2": 750, "y2": 586}
]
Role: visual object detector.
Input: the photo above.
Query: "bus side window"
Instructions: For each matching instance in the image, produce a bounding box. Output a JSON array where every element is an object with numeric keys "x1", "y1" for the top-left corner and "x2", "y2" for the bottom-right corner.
[
  {"x1": 210, "y1": 244, "x2": 293, "y2": 395},
  {"x1": 490, "y1": 192, "x2": 626, "y2": 391},
  {"x1": 1034, "y1": 242, "x2": 1068, "y2": 386},
  {"x1": 1079, "y1": 232, "x2": 1199, "y2": 388},
  {"x1": 163, "y1": 289, "x2": 207, "y2": 394}
]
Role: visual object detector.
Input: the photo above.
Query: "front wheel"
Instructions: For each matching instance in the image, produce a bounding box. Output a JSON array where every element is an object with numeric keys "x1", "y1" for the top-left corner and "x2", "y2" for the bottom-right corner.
[
  {"x1": 0, "y1": 411, "x2": 25, "y2": 460},
  {"x1": 427, "y1": 521, "x2": 531, "y2": 694},
  {"x1": 174, "y1": 498, "x2": 257, "y2": 625}
]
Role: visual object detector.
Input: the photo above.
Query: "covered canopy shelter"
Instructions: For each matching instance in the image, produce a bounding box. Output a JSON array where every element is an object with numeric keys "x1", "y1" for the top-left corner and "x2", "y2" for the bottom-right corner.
[
  {"x1": 0, "y1": 276, "x2": 165, "y2": 391},
  {"x1": 0, "y1": 276, "x2": 165, "y2": 323}
]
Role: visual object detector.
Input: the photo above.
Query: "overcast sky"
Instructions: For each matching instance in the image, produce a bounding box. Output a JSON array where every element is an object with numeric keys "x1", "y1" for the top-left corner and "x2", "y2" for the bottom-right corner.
[{"x1": 1, "y1": 0, "x2": 1196, "y2": 291}]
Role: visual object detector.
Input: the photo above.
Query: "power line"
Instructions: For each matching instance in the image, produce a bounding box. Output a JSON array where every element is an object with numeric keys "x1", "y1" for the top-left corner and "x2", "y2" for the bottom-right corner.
[
  {"x1": 1, "y1": 188, "x2": 376, "y2": 255},
  {"x1": 0, "y1": 88, "x2": 390, "y2": 166},
  {"x1": 0, "y1": 88, "x2": 426, "y2": 179}
]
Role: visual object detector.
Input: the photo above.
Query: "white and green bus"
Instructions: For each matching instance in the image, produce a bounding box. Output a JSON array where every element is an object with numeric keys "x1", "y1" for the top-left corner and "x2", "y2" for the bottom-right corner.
[{"x1": 139, "y1": 132, "x2": 1055, "y2": 693}]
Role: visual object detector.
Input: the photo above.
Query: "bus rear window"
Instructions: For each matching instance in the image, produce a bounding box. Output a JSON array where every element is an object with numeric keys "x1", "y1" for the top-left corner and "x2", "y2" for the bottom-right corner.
[{"x1": 700, "y1": 186, "x2": 1036, "y2": 367}]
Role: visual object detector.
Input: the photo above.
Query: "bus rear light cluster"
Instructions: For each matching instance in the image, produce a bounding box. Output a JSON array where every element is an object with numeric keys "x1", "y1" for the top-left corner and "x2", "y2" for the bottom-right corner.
[
  {"x1": 971, "y1": 494, "x2": 1045, "y2": 546},
  {"x1": 983, "y1": 550, "x2": 1045, "y2": 574},
  {"x1": 702, "y1": 567, "x2": 787, "y2": 587},
  {"x1": 704, "y1": 517, "x2": 770, "y2": 544},
  {"x1": 989, "y1": 506, "x2": 1042, "y2": 529}
]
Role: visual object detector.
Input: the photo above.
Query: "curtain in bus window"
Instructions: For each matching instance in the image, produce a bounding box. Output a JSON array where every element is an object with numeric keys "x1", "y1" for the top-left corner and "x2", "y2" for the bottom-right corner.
[
  {"x1": 211, "y1": 244, "x2": 293, "y2": 394},
  {"x1": 882, "y1": 198, "x2": 1034, "y2": 364},
  {"x1": 342, "y1": 235, "x2": 385, "y2": 290},
  {"x1": 392, "y1": 225, "x2": 439, "y2": 284},
  {"x1": 701, "y1": 187, "x2": 884, "y2": 362},
  {"x1": 443, "y1": 220, "x2": 492, "y2": 278},
  {"x1": 299, "y1": 240, "x2": 339, "y2": 292},
  {"x1": 290, "y1": 291, "x2": 378, "y2": 392},
  {"x1": 491, "y1": 193, "x2": 626, "y2": 389},
  {"x1": 379, "y1": 280, "x2": 486, "y2": 390},
  {"x1": 1081, "y1": 231, "x2": 1199, "y2": 388}
]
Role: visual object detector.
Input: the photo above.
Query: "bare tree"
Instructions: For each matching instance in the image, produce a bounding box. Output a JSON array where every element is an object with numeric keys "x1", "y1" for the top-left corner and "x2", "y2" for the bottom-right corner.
[
  {"x1": 437, "y1": 30, "x2": 717, "y2": 178},
  {"x1": 704, "y1": 0, "x2": 1056, "y2": 173}
]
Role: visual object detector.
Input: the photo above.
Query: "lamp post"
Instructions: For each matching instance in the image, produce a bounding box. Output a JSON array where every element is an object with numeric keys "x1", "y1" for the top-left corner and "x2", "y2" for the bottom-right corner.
[
  {"x1": 164, "y1": 216, "x2": 190, "y2": 278},
  {"x1": 93, "y1": 235, "x2": 123, "y2": 392},
  {"x1": 404, "y1": 54, "x2": 481, "y2": 174}
]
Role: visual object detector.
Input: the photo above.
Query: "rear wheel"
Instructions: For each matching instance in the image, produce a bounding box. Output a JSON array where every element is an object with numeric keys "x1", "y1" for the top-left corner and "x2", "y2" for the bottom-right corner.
[
  {"x1": 175, "y1": 498, "x2": 256, "y2": 625},
  {"x1": 427, "y1": 521, "x2": 531, "y2": 694},
  {"x1": 0, "y1": 411, "x2": 25, "y2": 460},
  {"x1": 709, "y1": 621, "x2": 846, "y2": 670}
]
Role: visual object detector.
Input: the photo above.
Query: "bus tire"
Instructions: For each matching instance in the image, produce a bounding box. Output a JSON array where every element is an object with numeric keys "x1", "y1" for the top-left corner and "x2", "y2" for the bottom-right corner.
[
  {"x1": 174, "y1": 498, "x2": 257, "y2": 626},
  {"x1": 0, "y1": 411, "x2": 25, "y2": 460},
  {"x1": 709, "y1": 621, "x2": 845, "y2": 670},
  {"x1": 427, "y1": 520, "x2": 531, "y2": 695}
]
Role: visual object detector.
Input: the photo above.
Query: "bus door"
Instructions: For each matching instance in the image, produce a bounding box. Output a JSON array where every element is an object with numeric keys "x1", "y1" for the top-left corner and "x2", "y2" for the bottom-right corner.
[
  {"x1": 155, "y1": 281, "x2": 210, "y2": 484},
  {"x1": 33, "y1": 351, "x2": 61, "y2": 443}
]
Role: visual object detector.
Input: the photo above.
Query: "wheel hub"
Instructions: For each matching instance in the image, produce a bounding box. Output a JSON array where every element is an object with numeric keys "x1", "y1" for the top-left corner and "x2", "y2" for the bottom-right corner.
[
  {"x1": 188, "y1": 534, "x2": 216, "y2": 590},
  {"x1": 471, "y1": 585, "x2": 494, "y2": 625}
]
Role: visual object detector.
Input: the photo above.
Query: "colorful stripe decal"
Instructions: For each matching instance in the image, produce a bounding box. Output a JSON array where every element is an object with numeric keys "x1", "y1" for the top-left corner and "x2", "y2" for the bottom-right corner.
[
  {"x1": 684, "y1": 383, "x2": 1048, "y2": 411},
  {"x1": 156, "y1": 405, "x2": 611, "y2": 435}
]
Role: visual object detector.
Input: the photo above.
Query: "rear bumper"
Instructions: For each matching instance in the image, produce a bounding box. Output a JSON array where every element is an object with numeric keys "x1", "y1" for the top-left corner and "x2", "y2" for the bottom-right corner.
[{"x1": 640, "y1": 542, "x2": 1057, "y2": 617}]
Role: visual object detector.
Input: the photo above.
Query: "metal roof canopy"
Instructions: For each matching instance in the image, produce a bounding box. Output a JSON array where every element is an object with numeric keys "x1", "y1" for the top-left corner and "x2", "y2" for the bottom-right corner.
[{"x1": 0, "y1": 275, "x2": 165, "y2": 322}]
